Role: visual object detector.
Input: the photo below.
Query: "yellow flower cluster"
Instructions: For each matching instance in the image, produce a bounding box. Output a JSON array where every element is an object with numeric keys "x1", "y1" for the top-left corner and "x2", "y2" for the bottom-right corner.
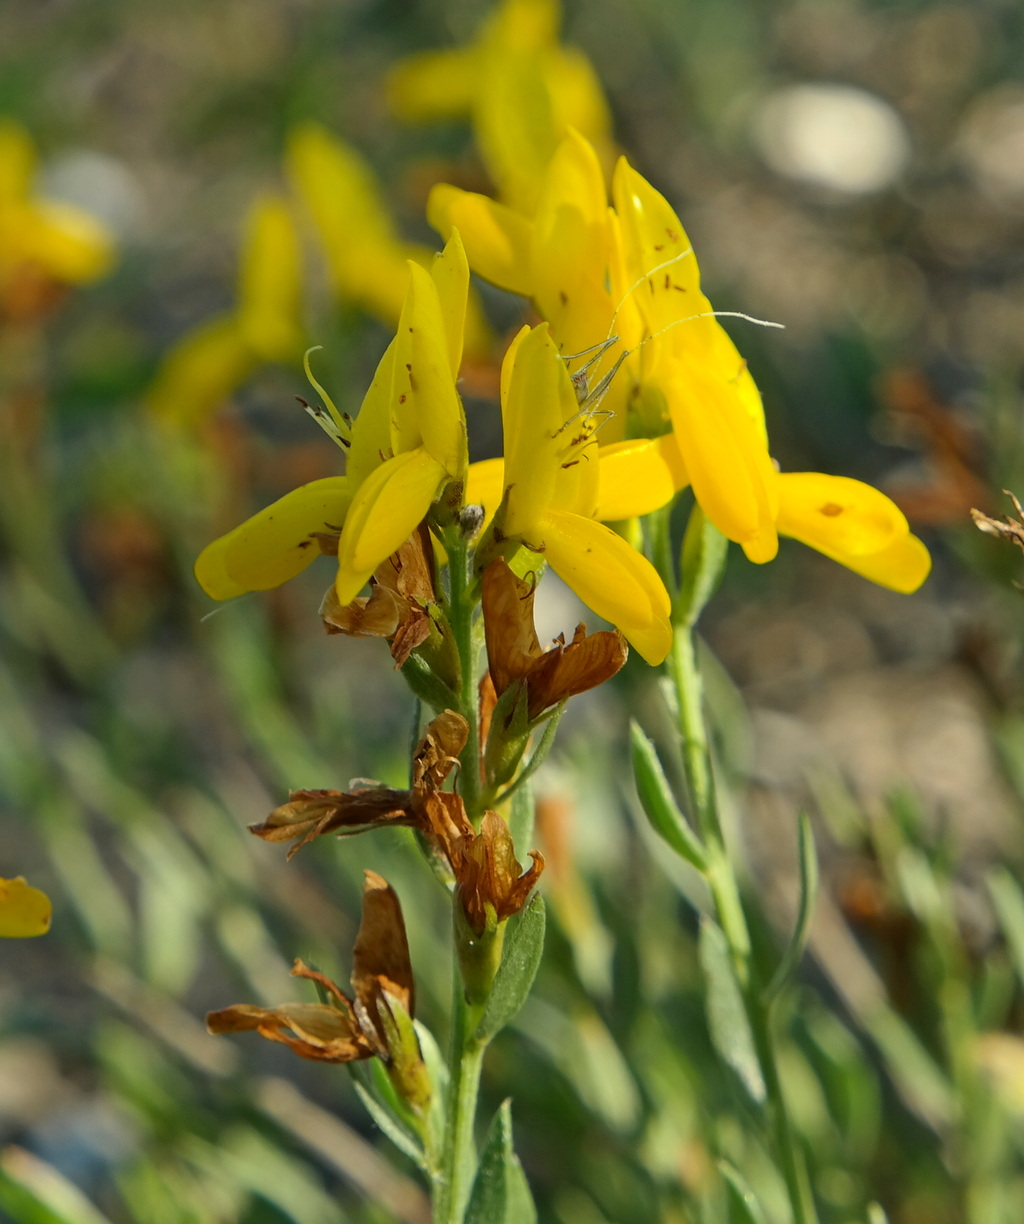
[
  {"x1": 0, "y1": 119, "x2": 114, "y2": 319},
  {"x1": 194, "y1": 0, "x2": 929, "y2": 668}
]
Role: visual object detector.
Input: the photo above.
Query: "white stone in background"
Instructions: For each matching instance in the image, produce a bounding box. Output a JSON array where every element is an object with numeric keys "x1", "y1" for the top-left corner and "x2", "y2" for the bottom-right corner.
[
  {"x1": 753, "y1": 83, "x2": 911, "y2": 195},
  {"x1": 39, "y1": 150, "x2": 146, "y2": 239}
]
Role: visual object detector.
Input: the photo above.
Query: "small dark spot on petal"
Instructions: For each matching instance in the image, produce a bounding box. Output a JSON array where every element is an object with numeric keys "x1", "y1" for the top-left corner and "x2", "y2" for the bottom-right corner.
[
  {"x1": 399, "y1": 393, "x2": 406, "y2": 403},
  {"x1": 819, "y1": 503, "x2": 844, "y2": 517}
]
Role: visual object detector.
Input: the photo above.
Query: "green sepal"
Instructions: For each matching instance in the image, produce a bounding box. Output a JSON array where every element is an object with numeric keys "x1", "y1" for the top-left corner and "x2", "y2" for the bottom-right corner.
[
  {"x1": 377, "y1": 988, "x2": 432, "y2": 1115},
  {"x1": 455, "y1": 895, "x2": 505, "y2": 1008},
  {"x1": 485, "y1": 680, "x2": 531, "y2": 790}
]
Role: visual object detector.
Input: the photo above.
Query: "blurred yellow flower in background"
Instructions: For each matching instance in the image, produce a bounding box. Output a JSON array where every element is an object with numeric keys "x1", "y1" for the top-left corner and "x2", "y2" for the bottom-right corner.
[
  {"x1": 0, "y1": 875, "x2": 51, "y2": 938},
  {"x1": 388, "y1": 0, "x2": 613, "y2": 213},
  {"x1": 146, "y1": 193, "x2": 303, "y2": 427},
  {"x1": 0, "y1": 119, "x2": 115, "y2": 319}
]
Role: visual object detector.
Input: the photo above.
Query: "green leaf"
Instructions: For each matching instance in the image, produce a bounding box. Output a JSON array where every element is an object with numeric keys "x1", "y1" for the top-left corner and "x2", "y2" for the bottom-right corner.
[
  {"x1": 676, "y1": 504, "x2": 728, "y2": 627},
  {"x1": 0, "y1": 1152, "x2": 114, "y2": 1224},
  {"x1": 630, "y1": 721, "x2": 707, "y2": 870},
  {"x1": 719, "y1": 1160, "x2": 768, "y2": 1224},
  {"x1": 415, "y1": 1019, "x2": 449, "y2": 1163},
  {"x1": 508, "y1": 779, "x2": 535, "y2": 861},
  {"x1": 987, "y1": 867, "x2": 1024, "y2": 987},
  {"x1": 764, "y1": 811, "x2": 819, "y2": 1003},
  {"x1": 699, "y1": 917, "x2": 765, "y2": 1104},
  {"x1": 475, "y1": 894, "x2": 546, "y2": 1045},
  {"x1": 867, "y1": 1203, "x2": 891, "y2": 1224},
  {"x1": 352, "y1": 1071, "x2": 427, "y2": 1170},
  {"x1": 464, "y1": 1101, "x2": 537, "y2": 1224}
]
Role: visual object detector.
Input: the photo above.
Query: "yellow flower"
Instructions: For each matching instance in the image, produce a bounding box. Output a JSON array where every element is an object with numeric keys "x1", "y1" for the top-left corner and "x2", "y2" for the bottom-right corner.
[
  {"x1": 195, "y1": 232, "x2": 471, "y2": 605},
  {"x1": 147, "y1": 193, "x2": 303, "y2": 427},
  {"x1": 388, "y1": 0, "x2": 613, "y2": 213},
  {"x1": 286, "y1": 122, "x2": 491, "y2": 360},
  {"x1": 0, "y1": 876, "x2": 51, "y2": 938},
  {"x1": 430, "y1": 132, "x2": 778, "y2": 554},
  {"x1": 481, "y1": 322, "x2": 672, "y2": 665},
  {"x1": 0, "y1": 119, "x2": 114, "y2": 314}
]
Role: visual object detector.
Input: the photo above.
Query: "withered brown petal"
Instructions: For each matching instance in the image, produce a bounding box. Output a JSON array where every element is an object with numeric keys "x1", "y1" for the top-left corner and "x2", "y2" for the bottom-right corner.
[
  {"x1": 390, "y1": 607, "x2": 433, "y2": 668},
  {"x1": 351, "y1": 870, "x2": 416, "y2": 1038},
  {"x1": 481, "y1": 558, "x2": 543, "y2": 696},
  {"x1": 249, "y1": 787, "x2": 415, "y2": 859},
  {"x1": 418, "y1": 789, "x2": 474, "y2": 866},
  {"x1": 320, "y1": 582, "x2": 402, "y2": 638},
  {"x1": 526, "y1": 627, "x2": 628, "y2": 719},
  {"x1": 206, "y1": 1002, "x2": 371, "y2": 1063},
  {"x1": 412, "y1": 709, "x2": 469, "y2": 789},
  {"x1": 376, "y1": 523, "x2": 436, "y2": 603},
  {"x1": 478, "y1": 671, "x2": 497, "y2": 759}
]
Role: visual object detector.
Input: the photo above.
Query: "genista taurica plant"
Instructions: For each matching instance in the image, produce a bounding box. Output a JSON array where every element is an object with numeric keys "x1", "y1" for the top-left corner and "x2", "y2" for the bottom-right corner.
[{"x1": 185, "y1": 3, "x2": 932, "y2": 1220}]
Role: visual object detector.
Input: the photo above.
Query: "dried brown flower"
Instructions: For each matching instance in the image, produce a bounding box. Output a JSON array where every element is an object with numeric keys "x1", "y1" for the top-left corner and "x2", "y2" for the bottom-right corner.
[
  {"x1": 249, "y1": 787, "x2": 415, "y2": 860},
  {"x1": 972, "y1": 490, "x2": 1024, "y2": 555},
  {"x1": 320, "y1": 526, "x2": 436, "y2": 667},
  {"x1": 207, "y1": 871, "x2": 424, "y2": 1089},
  {"x1": 481, "y1": 558, "x2": 627, "y2": 720}
]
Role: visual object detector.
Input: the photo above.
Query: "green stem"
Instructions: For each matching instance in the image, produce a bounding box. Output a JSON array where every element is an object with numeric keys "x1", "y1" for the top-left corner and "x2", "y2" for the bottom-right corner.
[
  {"x1": 434, "y1": 949, "x2": 486, "y2": 1224},
  {"x1": 445, "y1": 531, "x2": 482, "y2": 821},
  {"x1": 670, "y1": 619, "x2": 816, "y2": 1224}
]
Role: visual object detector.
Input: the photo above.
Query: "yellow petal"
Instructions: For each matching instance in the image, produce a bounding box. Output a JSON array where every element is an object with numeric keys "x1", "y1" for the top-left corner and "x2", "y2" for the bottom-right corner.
[
  {"x1": 810, "y1": 530, "x2": 932, "y2": 593},
  {"x1": 546, "y1": 48, "x2": 615, "y2": 178},
  {"x1": 667, "y1": 352, "x2": 778, "y2": 561},
  {"x1": 465, "y1": 456, "x2": 506, "y2": 530},
  {"x1": 429, "y1": 229, "x2": 470, "y2": 379},
  {"x1": 0, "y1": 876, "x2": 52, "y2": 938},
  {"x1": 427, "y1": 184, "x2": 535, "y2": 297},
  {"x1": 530, "y1": 130, "x2": 615, "y2": 353},
  {"x1": 386, "y1": 47, "x2": 481, "y2": 121},
  {"x1": 335, "y1": 449, "x2": 447, "y2": 605},
  {"x1": 195, "y1": 478, "x2": 352, "y2": 600},
  {"x1": 286, "y1": 123, "x2": 405, "y2": 317},
  {"x1": 595, "y1": 435, "x2": 689, "y2": 520},
  {"x1": 473, "y1": 51, "x2": 559, "y2": 212},
  {"x1": 612, "y1": 157, "x2": 702, "y2": 335},
  {"x1": 500, "y1": 324, "x2": 576, "y2": 536},
  {"x1": 539, "y1": 509, "x2": 672, "y2": 665},
  {"x1": 146, "y1": 315, "x2": 255, "y2": 427},
  {"x1": 16, "y1": 199, "x2": 115, "y2": 285},
  {"x1": 390, "y1": 262, "x2": 467, "y2": 475},
  {"x1": 347, "y1": 337, "x2": 398, "y2": 492},
  {"x1": 237, "y1": 193, "x2": 303, "y2": 361},
  {"x1": 775, "y1": 472, "x2": 909, "y2": 558}
]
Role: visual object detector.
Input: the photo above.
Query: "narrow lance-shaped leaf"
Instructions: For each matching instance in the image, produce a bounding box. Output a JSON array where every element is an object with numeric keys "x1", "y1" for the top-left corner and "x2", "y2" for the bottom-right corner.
[
  {"x1": 699, "y1": 916, "x2": 766, "y2": 1105},
  {"x1": 464, "y1": 1100, "x2": 537, "y2": 1224},
  {"x1": 352, "y1": 1079, "x2": 427, "y2": 1171},
  {"x1": 764, "y1": 810, "x2": 819, "y2": 1004},
  {"x1": 987, "y1": 867, "x2": 1024, "y2": 988},
  {"x1": 475, "y1": 894, "x2": 546, "y2": 1045},
  {"x1": 718, "y1": 1160, "x2": 768, "y2": 1224},
  {"x1": 630, "y1": 721, "x2": 707, "y2": 871}
]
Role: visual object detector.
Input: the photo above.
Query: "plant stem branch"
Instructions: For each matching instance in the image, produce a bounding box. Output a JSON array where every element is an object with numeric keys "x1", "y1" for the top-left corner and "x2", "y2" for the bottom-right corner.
[
  {"x1": 433, "y1": 948, "x2": 485, "y2": 1224},
  {"x1": 670, "y1": 618, "x2": 817, "y2": 1224}
]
